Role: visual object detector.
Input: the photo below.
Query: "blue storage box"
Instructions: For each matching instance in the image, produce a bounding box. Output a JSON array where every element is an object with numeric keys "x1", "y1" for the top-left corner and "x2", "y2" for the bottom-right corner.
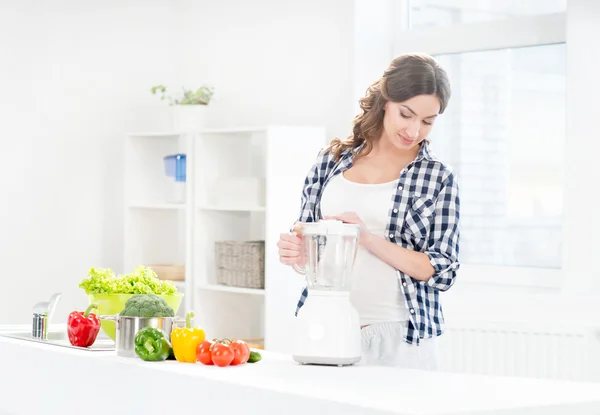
[{"x1": 163, "y1": 154, "x2": 186, "y2": 182}]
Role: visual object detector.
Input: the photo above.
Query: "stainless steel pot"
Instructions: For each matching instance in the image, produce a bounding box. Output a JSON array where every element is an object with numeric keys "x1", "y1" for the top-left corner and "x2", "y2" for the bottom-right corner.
[{"x1": 99, "y1": 315, "x2": 180, "y2": 358}]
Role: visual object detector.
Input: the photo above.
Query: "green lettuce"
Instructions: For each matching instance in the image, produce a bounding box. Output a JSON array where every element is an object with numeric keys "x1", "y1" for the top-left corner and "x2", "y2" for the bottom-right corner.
[{"x1": 79, "y1": 265, "x2": 178, "y2": 295}]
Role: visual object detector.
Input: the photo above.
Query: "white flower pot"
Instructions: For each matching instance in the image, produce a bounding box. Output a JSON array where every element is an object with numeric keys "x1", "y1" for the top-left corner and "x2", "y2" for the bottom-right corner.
[{"x1": 172, "y1": 105, "x2": 207, "y2": 132}]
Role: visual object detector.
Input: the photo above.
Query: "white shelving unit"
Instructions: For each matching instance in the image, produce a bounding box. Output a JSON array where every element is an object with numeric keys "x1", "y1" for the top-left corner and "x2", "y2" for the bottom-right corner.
[
  {"x1": 123, "y1": 131, "x2": 193, "y2": 316},
  {"x1": 124, "y1": 125, "x2": 326, "y2": 351},
  {"x1": 129, "y1": 204, "x2": 186, "y2": 210},
  {"x1": 197, "y1": 284, "x2": 265, "y2": 295}
]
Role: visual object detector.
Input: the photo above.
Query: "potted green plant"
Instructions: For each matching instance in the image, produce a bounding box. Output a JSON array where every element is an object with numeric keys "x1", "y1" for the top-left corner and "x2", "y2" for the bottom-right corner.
[{"x1": 151, "y1": 84, "x2": 215, "y2": 132}]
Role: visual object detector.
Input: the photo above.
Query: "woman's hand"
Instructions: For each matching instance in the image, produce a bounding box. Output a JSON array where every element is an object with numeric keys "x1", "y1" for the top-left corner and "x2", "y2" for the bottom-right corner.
[
  {"x1": 277, "y1": 232, "x2": 305, "y2": 267},
  {"x1": 325, "y1": 212, "x2": 373, "y2": 246}
]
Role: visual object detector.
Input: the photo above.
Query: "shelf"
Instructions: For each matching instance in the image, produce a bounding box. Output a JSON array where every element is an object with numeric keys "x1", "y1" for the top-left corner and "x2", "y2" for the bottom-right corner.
[
  {"x1": 129, "y1": 203, "x2": 186, "y2": 210},
  {"x1": 197, "y1": 284, "x2": 265, "y2": 296},
  {"x1": 198, "y1": 205, "x2": 265, "y2": 212},
  {"x1": 128, "y1": 126, "x2": 321, "y2": 136},
  {"x1": 198, "y1": 127, "x2": 267, "y2": 134},
  {"x1": 127, "y1": 132, "x2": 183, "y2": 139}
]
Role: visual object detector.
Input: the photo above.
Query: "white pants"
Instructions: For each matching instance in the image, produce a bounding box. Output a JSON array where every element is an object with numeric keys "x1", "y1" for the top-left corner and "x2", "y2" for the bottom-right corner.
[{"x1": 358, "y1": 321, "x2": 439, "y2": 370}]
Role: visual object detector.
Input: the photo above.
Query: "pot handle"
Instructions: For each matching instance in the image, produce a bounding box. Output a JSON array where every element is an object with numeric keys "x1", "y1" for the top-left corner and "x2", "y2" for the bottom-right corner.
[
  {"x1": 171, "y1": 316, "x2": 189, "y2": 328},
  {"x1": 98, "y1": 315, "x2": 117, "y2": 321}
]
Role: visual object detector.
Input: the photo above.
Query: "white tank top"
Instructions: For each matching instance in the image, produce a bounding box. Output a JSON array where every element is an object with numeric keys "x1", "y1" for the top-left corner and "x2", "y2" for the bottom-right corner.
[{"x1": 320, "y1": 172, "x2": 409, "y2": 325}]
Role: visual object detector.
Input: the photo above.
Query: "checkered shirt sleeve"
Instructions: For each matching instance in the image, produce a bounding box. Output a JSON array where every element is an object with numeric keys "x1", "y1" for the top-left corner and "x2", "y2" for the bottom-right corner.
[{"x1": 425, "y1": 171, "x2": 460, "y2": 291}]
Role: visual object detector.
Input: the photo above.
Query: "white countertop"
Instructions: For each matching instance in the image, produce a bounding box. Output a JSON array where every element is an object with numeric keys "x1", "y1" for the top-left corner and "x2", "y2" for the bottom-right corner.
[{"x1": 1, "y1": 326, "x2": 600, "y2": 415}]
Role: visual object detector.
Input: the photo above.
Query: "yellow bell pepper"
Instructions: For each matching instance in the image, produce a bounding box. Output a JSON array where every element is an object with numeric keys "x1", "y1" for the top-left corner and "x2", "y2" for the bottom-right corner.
[{"x1": 171, "y1": 311, "x2": 206, "y2": 363}]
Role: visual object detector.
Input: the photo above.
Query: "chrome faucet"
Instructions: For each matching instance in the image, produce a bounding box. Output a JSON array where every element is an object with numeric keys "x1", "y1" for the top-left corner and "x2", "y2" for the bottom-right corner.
[{"x1": 32, "y1": 293, "x2": 62, "y2": 340}]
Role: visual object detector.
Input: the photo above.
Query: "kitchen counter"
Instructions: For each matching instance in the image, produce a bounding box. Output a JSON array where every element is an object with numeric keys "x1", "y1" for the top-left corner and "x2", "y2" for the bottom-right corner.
[{"x1": 1, "y1": 326, "x2": 600, "y2": 415}]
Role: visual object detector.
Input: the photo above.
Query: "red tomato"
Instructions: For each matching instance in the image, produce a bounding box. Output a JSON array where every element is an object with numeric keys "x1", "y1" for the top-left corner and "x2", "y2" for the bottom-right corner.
[
  {"x1": 230, "y1": 340, "x2": 250, "y2": 365},
  {"x1": 196, "y1": 340, "x2": 214, "y2": 365},
  {"x1": 211, "y1": 343, "x2": 234, "y2": 367}
]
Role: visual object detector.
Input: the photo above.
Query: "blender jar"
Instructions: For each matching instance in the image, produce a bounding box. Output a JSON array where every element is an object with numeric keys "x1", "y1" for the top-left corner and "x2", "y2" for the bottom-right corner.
[{"x1": 293, "y1": 219, "x2": 360, "y2": 291}]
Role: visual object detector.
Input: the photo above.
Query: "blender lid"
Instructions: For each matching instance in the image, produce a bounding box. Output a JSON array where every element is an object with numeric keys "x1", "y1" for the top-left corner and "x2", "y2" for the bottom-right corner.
[{"x1": 300, "y1": 219, "x2": 360, "y2": 236}]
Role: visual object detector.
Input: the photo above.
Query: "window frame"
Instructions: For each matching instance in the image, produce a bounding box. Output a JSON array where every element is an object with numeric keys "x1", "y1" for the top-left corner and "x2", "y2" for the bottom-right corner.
[
  {"x1": 393, "y1": 12, "x2": 565, "y2": 54},
  {"x1": 391, "y1": 6, "x2": 567, "y2": 289}
]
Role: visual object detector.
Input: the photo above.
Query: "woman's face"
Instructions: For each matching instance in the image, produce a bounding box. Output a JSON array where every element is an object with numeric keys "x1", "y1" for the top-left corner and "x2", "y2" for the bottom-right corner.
[{"x1": 381, "y1": 94, "x2": 441, "y2": 152}]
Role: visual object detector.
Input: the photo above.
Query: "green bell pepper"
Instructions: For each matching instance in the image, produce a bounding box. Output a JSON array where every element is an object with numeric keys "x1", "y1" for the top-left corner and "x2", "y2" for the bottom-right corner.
[{"x1": 134, "y1": 327, "x2": 171, "y2": 361}]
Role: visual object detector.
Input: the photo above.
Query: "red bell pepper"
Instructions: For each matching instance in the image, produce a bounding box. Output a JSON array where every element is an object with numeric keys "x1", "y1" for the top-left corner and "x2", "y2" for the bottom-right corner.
[{"x1": 67, "y1": 303, "x2": 101, "y2": 347}]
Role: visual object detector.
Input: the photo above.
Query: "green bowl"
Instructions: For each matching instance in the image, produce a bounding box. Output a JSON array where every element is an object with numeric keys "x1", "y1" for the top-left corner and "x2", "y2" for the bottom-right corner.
[{"x1": 87, "y1": 293, "x2": 184, "y2": 341}]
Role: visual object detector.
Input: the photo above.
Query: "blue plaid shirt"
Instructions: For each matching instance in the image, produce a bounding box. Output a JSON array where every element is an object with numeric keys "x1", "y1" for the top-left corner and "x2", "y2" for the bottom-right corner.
[{"x1": 293, "y1": 141, "x2": 461, "y2": 345}]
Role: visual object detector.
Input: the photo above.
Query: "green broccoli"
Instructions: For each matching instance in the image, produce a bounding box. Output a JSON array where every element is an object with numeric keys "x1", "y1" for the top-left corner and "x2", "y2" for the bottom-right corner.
[{"x1": 119, "y1": 294, "x2": 175, "y2": 317}]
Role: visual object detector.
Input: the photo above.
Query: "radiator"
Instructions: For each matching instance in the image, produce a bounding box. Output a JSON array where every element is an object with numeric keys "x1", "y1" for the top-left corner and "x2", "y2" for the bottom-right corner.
[{"x1": 437, "y1": 320, "x2": 600, "y2": 382}]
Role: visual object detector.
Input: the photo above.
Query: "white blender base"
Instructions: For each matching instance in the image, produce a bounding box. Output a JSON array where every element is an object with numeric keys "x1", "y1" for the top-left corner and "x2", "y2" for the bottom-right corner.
[
  {"x1": 292, "y1": 355, "x2": 361, "y2": 366},
  {"x1": 292, "y1": 290, "x2": 362, "y2": 366}
]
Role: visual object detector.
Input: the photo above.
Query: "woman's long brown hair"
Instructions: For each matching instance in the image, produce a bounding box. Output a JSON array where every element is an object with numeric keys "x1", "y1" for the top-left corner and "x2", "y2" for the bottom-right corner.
[{"x1": 325, "y1": 53, "x2": 451, "y2": 162}]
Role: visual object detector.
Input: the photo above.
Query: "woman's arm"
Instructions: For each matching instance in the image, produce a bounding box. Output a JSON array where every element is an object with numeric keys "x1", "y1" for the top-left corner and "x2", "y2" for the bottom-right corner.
[
  {"x1": 420, "y1": 173, "x2": 461, "y2": 291},
  {"x1": 363, "y1": 235, "x2": 435, "y2": 281},
  {"x1": 328, "y1": 172, "x2": 461, "y2": 290},
  {"x1": 327, "y1": 212, "x2": 435, "y2": 281}
]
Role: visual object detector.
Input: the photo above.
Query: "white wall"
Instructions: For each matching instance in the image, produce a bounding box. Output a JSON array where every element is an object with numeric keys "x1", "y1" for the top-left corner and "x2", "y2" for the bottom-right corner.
[
  {"x1": 562, "y1": 0, "x2": 600, "y2": 300},
  {"x1": 0, "y1": 0, "x2": 355, "y2": 324},
  {"x1": 0, "y1": 0, "x2": 177, "y2": 324},
  {"x1": 171, "y1": 0, "x2": 355, "y2": 141},
  {"x1": 353, "y1": 0, "x2": 399, "y2": 113}
]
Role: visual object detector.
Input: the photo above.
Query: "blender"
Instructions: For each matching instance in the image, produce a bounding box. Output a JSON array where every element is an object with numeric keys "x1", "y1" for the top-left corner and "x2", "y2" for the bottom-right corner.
[{"x1": 291, "y1": 219, "x2": 362, "y2": 366}]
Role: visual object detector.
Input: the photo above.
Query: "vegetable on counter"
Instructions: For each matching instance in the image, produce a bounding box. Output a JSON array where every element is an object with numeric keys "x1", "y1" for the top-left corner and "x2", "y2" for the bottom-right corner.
[
  {"x1": 171, "y1": 311, "x2": 205, "y2": 363},
  {"x1": 230, "y1": 340, "x2": 250, "y2": 365},
  {"x1": 211, "y1": 341, "x2": 234, "y2": 367},
  {"x1": 79, "y1": 266, "x2": 177, "y2": 296},
  {"x1": 248, "y1": 350, "x2": 262, "y2": 363},
  {"x1": 119, "y1": 294, "x2": 175, "y2": 317},
  {"x1": 134, "y1": 327, "x2": 171, "y2": 362},
  {"x1": 196, "y1": 340, "x2": 214, "y2": 365},
  {"x1": 67, "y1": 303, "x2": 101, "y2": 348},
  {"x1": 196, "y1": 338, "x2": 253, "y2": 367}
]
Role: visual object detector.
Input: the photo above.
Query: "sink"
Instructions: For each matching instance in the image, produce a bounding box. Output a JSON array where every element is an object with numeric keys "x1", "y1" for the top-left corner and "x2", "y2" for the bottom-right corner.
[
  {"x1": 0, "y1": 330, "x2": 115, "y2": 351},
  {"x1": 0, "y1": 292, "x2": 116, "y2": 352}
]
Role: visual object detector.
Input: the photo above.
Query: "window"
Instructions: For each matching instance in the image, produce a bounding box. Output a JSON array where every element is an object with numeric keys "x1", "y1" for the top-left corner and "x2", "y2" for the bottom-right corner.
[
  {"x1": 392, "y1": 1, "x2": 566, "y2": 286},
  {"x1": 410, "y1": 0, "x2": 566, "y2": 29},
  {"x1": 432, "y1": 45, "x2": 565, "y2": 269}
]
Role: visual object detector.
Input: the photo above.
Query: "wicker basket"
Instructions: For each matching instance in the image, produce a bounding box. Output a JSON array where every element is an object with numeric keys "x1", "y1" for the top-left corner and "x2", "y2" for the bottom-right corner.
[
  {"x1": 215, "y1": 241, "x2": 265, "y2": 289},
  {"x1": 148, "y1": 264, "x2": 185, "y2": 281}
]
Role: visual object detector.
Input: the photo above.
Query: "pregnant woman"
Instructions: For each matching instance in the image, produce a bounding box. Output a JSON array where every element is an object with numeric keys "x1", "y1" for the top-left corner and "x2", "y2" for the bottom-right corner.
[{"x1": 277, "y1": 52, "x2": 461, "y2": 369}]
